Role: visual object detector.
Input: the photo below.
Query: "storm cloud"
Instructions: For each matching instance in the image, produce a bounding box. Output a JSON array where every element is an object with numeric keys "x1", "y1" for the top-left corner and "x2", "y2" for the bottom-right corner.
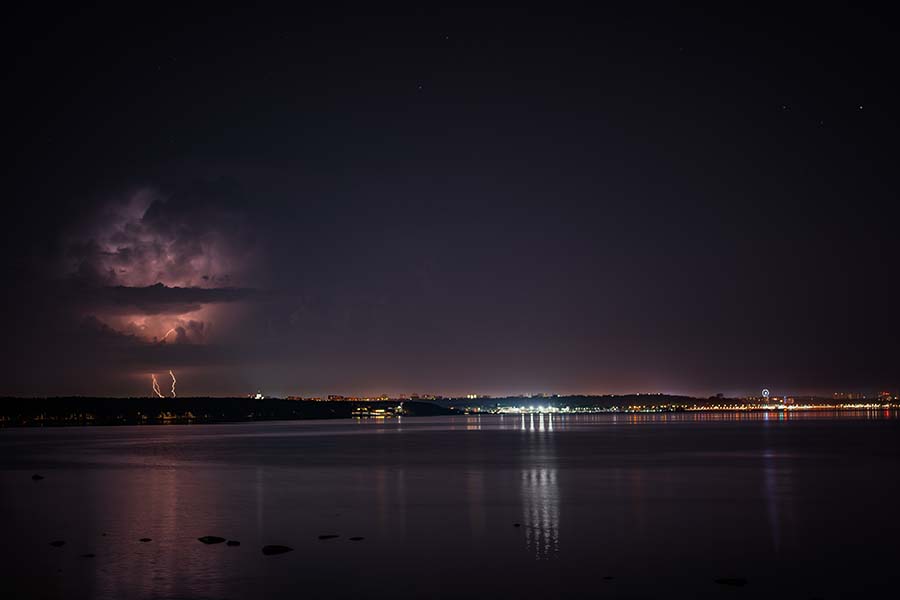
[
  {"x1": 62, "y1": 186, "x2": 259, "y2": 289},
  {"x1": 57, "y1": 185, "x2": 267, "y2": 344}
]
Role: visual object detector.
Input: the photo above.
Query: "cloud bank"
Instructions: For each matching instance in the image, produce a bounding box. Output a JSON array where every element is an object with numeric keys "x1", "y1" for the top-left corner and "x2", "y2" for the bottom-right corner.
[{"x1": 60, "y1": 186, "x2": 264, "y2": 345}]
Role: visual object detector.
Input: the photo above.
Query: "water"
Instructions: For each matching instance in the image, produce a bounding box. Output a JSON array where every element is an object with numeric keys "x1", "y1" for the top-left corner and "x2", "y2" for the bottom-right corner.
[{"x1": 1, "y1": 412, "x2": 898, "y2": 599}]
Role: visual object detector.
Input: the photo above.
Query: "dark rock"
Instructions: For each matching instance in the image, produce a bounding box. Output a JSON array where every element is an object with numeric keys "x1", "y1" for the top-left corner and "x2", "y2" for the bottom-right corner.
[
  {"x1": 318, "y1": 534, "x2": 340, "y2": 540},
  {"x1": 49, "y1": 540, "x2": 65, "y2": 547},
  {"x1": 513, "y1": 523, "x2": 521, "y2": 528},
  {"x1": 197, "y1": 536, "x2": 226, "y2": 545},
  {"x1": 101, "y1": 533, "x2": 107, "y2": 537},
  {"x1": 602, "y1": 576, "x2": 614, "y2": 580},
  {"x1": 714, "y1": 578, "x2": 748, "y2": 587},
  {"x1": 226, "y1": 540, "x2": 241, "y2": 547},
  {"x1": 349, "y1": 536, "x2": 365, "y2": 541},
  {"x1": 262, "y1": 545, "x2": 293, "y2": 556},
  {"x1": 32, "y1": 474, "x2": 44, "y2": 481},
  {"x1": 80, "y1": 553, "x2": 95, "y2": 558},
  {"x1": 139, "y1": 538, "x2": 152, "y2": 542}
]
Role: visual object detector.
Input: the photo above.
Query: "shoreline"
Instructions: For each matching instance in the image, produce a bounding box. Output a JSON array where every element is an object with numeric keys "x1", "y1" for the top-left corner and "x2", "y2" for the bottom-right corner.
[{"x1": 1, "y1": 403, "x2": 895, "y2": 428}]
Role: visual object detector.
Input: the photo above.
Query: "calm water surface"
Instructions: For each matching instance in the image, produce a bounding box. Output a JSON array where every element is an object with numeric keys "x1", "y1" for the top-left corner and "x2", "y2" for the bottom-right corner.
[{"x1": 2, "y1": 412, "x2": 899, "y2": 599}]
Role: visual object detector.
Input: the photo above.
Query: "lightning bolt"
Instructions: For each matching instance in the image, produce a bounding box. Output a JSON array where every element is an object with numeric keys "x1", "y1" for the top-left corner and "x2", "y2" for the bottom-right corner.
[
  {"x1": 162, "y1": 328, "x2": 177, "y2": 342},
  {"x1": 151, "y1": 374, "x2": 164, "y2": 398},
  {"x1": 169, "y1": 370, "x2": 177, "y2": 397}
]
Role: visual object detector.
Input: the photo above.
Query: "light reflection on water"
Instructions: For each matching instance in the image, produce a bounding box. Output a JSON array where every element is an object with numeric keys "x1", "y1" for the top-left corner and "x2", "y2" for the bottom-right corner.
[
  {"x1": 761, "y1": 420, "x2": 797, "y2": 557},
  {"x1": 374, "y1": 464, "x2": 407, "y2": 539},
  {"x1": 1, "y1": 411, "x2": 898, "y2": 599},
  {"x1": 521, "y1": 467, "x2": 560, "y2": 560},
  {"x1": 517, "y1": 411, "x2": 561, "y2": 559}
]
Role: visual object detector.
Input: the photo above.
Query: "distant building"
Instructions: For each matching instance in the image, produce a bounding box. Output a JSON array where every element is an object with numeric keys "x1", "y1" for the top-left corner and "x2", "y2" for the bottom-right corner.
[{"x1": 833, "y1": 392, "x2": 865, "y2": 401}]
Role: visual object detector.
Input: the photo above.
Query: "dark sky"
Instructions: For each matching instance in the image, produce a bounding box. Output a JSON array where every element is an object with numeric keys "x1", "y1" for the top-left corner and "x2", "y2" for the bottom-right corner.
[{"x1": 4, "y1": 5, "x2": 897, "y2": 398}]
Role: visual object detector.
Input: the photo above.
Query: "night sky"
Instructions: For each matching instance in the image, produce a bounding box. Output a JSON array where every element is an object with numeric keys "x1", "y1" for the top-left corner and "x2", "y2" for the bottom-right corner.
[{"x1": 4, "y1": 6, "x2": 897, "y2": 398}]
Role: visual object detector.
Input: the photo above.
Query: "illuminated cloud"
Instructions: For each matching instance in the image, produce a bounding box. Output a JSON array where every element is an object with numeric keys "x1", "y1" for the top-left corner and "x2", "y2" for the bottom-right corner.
[
  {"x1": 64, "y1": 187, "x2": 257, "y2": 288},
  {"x1": 61, "y1": 186, "x2": 263, "y2": 344}
]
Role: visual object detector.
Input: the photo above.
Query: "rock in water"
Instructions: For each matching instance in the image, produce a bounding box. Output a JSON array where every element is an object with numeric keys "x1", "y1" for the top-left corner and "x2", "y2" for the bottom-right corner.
[
  {"x1": 80, "y1": 553, "x2": 95, "y2": 558},
  {"x1": 714, "y1": 578, "x2": 748, "y2": 587},
  {"x1": 317, "y1": 534, "x2": 340, "y2": 540},
  {"x1": 49, "y1": 540, "x2": 65, "y2": 547},
  {"x1": 262, "y1": 545, "x2": 293, "y2": 556},
  {"x1": 226, "y1": 540, "x2": 241, "y2": 547},
  {"x1": 513, "y1": 523, "x2": 521, "y2": 528},
  {"x1": 197, "y1": 536, "x2": 226, "y2": 545},
  {"x1": 139, "y1": 538, "x2": 152, "y2": 542},
  {"x1": 32, "y1": 474, "x2": 44, "y2": 481},
  {"x1": 349, "y1": 536, "x2": 365, "y2": 541}
]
